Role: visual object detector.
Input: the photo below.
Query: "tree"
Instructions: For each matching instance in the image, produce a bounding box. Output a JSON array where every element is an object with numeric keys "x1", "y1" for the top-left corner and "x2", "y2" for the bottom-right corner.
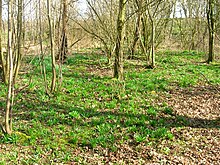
[
  {"x1": 4, "y1": 0, "x2": 14, "y2": 135},
  {"x1": 147, "y1": 1, "x2": 156, "y2": 68},
  {"x1": 38, "y1": 0, "x2": 48, "y2": 93},
  {"x1": 14, "y1": 0, "x2": 23, "y2": 81},
  {"x1": 47, "y1": 0, "x2": 57, "y2": 92},
  {"x1": 145, "y1": 0, "x2": 171, "y2": 68},
  {"x1": 173, "y1": 0, "x2": 207, "y2": 51},
  {"x1": 114, "y1": 0, "x2": 126, "y2": 81},
  {"x1": 59, "y1": 0, "x2": 68, "y2": 63},
  {"x1": 74, "y1": 0, "x2": 118, "y2": 64},
  {"x1": 129, "y1": 0, "x2": 143, "y2": 59},
  {"x1": 207, "y1": 0, "x2": 215, "y2": 63},
  {"x1": 0, "y1": 0, "x2": 8, "y2": 84}
]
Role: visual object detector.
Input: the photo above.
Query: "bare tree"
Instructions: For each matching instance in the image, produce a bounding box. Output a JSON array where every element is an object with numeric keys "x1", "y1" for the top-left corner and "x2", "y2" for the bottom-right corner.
[
  {"x1": 59, "y1": 0, "x2": 68, "y2": 62},
  {"x1": 38, "y1": 0, "x2": 48, "y2": 93},
  {"x1": 207, "y1": 0, "x2": 215, "y2": 63},
  {"x1": 14, "y1": 0, "x2": 23, "y2": 81},
  {"x1": 4, "y1": 0, "x2": 14, "y2": 135},
  {"x1": 114, "y1": 0, "x2": 126, "y2": 81},
  {"x1": 75, "y1": 0, "x2": 118, "y2": 64},
  {"x1": 0, "y1": 0, "x2": 7, "y2": 83},
  {"x1": 145, "y1": 0, "x2": 171, "y2": 68},
  {"x1": 129, "y1": 0, "x2": 143, "y2": 59},
  {"x1": 47, "y1": 0, "x2": 57, "y2": 92}
]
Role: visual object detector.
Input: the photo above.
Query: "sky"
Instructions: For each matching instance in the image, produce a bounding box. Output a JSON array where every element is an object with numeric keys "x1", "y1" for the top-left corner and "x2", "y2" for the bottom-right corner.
[
  {"x1": 1, "y1": 0, "x2": 89, "y2": 20},
  {"x1": 77, "y1": 0, "x2": 88, "y2": 14},
  {"x1": 76, "y1": 0, "x2": 184, "y2": 18},
  {"x1": 0, "y1": 0, "x2": 191, "y2": 20}
]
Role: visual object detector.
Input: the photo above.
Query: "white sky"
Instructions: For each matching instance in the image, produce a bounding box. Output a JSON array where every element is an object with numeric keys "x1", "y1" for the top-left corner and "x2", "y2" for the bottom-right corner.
[
  {"x1": 2, "y1": 0, "x2": 89, "y2": 20},
  {"x1": 77, "y1": 0, "x2": 88, "y2": 13},
  {"x1": 76, "y1": 0, "x2": 185, "y2": 18},
  {"x1": 1, "y1": 0, "x2": 196, "y2": 20}
]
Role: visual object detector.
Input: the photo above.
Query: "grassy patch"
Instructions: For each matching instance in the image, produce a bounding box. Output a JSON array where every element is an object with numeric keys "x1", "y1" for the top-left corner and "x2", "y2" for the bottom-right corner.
[{"x1": 0, "y1": 50, "x2": 219, "y2": 163}]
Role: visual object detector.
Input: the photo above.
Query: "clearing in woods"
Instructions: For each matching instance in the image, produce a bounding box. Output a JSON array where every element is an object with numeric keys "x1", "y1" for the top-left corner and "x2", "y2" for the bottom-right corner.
[{"x1": 0, "y1": 50, "x2": 219, "y2": 164}]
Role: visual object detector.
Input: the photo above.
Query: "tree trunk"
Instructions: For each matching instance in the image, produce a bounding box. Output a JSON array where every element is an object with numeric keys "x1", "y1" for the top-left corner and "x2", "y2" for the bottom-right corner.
[
  {"x1": 59, "y1": 0, "x2": 68, "y2": 63},
  {"x1": 14, "y1": 0, "x2": 23, "y2": 81},
  {"x1": 141, "y1": 15, "x2": 149, "y2": 62},
  {"x1": 207, "y1": 0, "x2": 215, "y2": 63},
  {"x1": 39, "y1": 0, "x2": 48, "y2": 93},
  {"x1": 151, "y1": 20, "x2": 155, "y2": 68},
  {"x1": 47, "y1": 0, "x2": 56, "y2": 92},
  {"x1": 114, "y1": 0, "x2": 126, "y2": 81},
  {"x1": 147, "y1": 5, "x2": 155, "y2": 68},
  {"x1": 5, "y1": 0, "x2": 14, "y2": 135},
  {"x1": 0, "y1": 0, "x2": 7, "y2": 83},
  {"x1": 129, "y1": 0, "x2": 143, "y2": 59}
]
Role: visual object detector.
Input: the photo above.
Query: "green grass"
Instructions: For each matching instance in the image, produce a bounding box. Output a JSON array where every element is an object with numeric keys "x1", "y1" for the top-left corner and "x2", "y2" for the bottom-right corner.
[{"x1": 0, "y1": 50, "x2": 219, "y2": 163}]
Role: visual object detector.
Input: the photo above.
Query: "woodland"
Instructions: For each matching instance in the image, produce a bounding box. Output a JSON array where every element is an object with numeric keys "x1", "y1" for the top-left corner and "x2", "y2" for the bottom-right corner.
[{"x1": 0, "y1": 0, "x2": 219, "y2": 164}]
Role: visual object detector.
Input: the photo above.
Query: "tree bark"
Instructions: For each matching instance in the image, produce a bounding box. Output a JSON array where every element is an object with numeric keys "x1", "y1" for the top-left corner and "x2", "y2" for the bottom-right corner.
[
  {"x1": 129, "y1": 0, "x2": 143, "y2": 59},
  {"x1": 5, "y1": 0, "x2": 14, "y2": 135},
  {"x1": 114, "y1": 0, "x2": 126, "y2": 81},
  {"x1": 14, "y1": 0, "x2": 23, "y2": 81},
  {"x1": 147, "y1": 4, "x2": 155, "y2": 68},
  {"x1": 47, "y1": 0, "x2": 56, "y2": 92},
  {"x1": 207, "y1": 0, "x2": 215, "y2": 63},
  {"x1": 39, "y1": 0, "x2": 48, "y2": 93},
  {"x1": 59, "y1": 0, "x2": 68, "y2": 63},
  {"x1": 151, "y1": 19, "x2": 155, "y2": 68},
  {"x1": 0, "y1": 0, "x2": 7, "y2": 83}
]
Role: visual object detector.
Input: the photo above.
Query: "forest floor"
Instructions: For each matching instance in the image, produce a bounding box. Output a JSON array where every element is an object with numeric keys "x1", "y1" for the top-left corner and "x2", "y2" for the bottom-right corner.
[{"x1": 0, "y1": 50, "x2": 219, "y2": 164}]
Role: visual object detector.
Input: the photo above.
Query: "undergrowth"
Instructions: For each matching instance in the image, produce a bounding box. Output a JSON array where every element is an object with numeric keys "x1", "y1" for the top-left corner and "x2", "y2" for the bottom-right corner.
[{"x1": 0, "y1": 50, "x2": 219, "y2": 164}]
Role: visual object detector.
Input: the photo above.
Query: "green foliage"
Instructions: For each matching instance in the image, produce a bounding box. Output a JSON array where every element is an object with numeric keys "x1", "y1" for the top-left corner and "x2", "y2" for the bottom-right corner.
[
  {"x1": 147, "y1": 106, "x2": 158, "y2": 116},
  {"x1": 0, "y1": 134, "x2": 19, "y2": 144},
  {"x1": 69, "y1": 111, "x2": 80, "y2": 119},
  {"x1": 0, "y1": 50, "x2": 219, "y2": 163},
  {"x1": 0, "y1": 132, "x2": 31, "y2": 144},
  {"x1": 151, "y1": 128, "x2": 170, "y2": 139},
  {"x1": 164, "y1": 107, "x2": 173, "y2": 115}
]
